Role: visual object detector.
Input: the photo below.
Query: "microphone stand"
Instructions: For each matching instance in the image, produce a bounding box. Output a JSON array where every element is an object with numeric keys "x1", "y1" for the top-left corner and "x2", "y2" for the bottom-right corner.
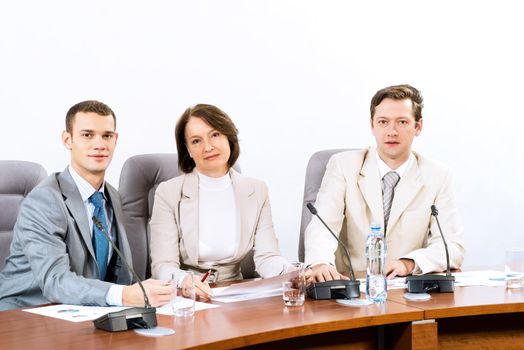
[
  {"x1": 305, "y1": 203, "x2": 361, "y2": 300},
  {"x1": 92, "y1": 216, "x2": 158, "y2": 332},
  {"x1": 405, "y1": 205, "x2": 455, "y2": 293}
]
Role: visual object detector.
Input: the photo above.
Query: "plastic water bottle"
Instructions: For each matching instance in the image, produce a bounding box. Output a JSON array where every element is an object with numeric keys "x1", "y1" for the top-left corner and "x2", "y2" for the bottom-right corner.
[{"x1": 366, "y1": 223, "x2": 387, "y2": 303}]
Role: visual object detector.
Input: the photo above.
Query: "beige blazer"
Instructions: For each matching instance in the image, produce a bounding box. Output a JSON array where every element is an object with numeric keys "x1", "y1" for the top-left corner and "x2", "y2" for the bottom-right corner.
[
  {"x1": 149, "y1": 169, "x2": 288, "y2": 282},
  {"x1": 304, "y1": 148, "x2": 465, "y2": 274}
]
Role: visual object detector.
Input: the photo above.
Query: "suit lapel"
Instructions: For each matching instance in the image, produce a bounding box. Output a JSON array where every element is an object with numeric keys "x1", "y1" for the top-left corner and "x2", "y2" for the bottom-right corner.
[
  {"x1": 106, "y1": 185, "x2": 131, "y2": 260},
  {"x1": 179, "y1": 172, "x2": 200, "y2": 265},
  {"x1": 106, "y1": 184, "x2": 133, "y2": 283},
  {"x1": 386, "y1": 155, "x2": 423, "y2": 233},
  {"x1": 57, "y1": 169, "x2": 97, "y2": 261},
  {"x1": 231, "y1": 170, "x2": 256, "y2": 259},
  {"x1": 358, "y1": 152, "x2": 384, "y2": 226}
]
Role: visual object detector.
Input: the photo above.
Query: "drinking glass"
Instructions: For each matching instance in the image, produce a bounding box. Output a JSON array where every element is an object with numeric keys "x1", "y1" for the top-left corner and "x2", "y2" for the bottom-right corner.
[
  {"x1": 172, "y1": 271, "x2": 196, "y2": 317},
  {"x1": 505, "y1": 249, "x2": 524, "y2": 289},
  {"x1": 282, "y1": 262, "x2": 306, "y2": 306}
]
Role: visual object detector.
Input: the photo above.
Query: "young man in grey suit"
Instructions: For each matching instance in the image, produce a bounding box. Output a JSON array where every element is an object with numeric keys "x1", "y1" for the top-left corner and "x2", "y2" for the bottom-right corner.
[
  {"x1": 0, "y1": 101, "x2": 173, "y2": 310},
  {"x1": 305, "y1": 84, "x2": 465, "y2": 283}
]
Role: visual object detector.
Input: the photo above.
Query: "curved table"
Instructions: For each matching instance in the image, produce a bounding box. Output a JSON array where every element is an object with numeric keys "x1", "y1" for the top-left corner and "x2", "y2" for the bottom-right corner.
[{"x1": 2, "y1": 285, "x2": 524, "y2": 349}]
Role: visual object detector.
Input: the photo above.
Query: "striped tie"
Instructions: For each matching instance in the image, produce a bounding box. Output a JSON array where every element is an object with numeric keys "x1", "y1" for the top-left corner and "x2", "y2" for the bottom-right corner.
[{"x1": 382, "y1": 171, "x2": 400, "y2": 233}]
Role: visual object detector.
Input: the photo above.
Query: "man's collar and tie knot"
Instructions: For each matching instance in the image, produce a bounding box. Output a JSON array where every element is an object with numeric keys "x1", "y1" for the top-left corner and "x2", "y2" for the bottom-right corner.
[{"x1": 89, "y1": 191, "x2": 105, "y2": 209}]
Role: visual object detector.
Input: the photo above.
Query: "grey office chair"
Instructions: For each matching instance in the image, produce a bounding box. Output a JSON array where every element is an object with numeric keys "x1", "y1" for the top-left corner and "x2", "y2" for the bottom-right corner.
[
  {"x1": 0, "y1": 160, "x2": 47, "y2": 271},
  {"x1": 118, "y1": 153, "x2": 255, "y2": 280},
  {"x1": 298, "y1": 149, "x2": 350, "y2": 262}
]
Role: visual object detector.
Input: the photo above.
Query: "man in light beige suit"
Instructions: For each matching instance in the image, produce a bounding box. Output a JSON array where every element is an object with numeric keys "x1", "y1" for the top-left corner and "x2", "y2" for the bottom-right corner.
[{"x1": 305, "y1": 84, "x2": 464, "y2": 283}]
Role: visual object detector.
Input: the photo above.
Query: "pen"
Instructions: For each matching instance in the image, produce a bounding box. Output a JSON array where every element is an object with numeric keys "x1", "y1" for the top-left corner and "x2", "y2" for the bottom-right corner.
[{"x1": 201, "y1": 270, "x2": 212, "y2": 283}]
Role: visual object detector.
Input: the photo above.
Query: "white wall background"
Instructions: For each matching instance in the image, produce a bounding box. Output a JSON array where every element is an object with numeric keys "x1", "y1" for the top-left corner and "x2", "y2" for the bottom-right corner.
[{"x1": 1, "y1": 1, "x2": 523, "y2": 269}]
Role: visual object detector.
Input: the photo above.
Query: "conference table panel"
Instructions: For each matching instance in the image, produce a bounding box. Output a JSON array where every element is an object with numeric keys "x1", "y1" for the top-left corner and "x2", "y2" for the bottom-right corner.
[
  {"x1": 167, "y1": 295, "x2": 424, "y2": 349},
  {"x1": 436, "y1": 312, "x2": 524, "y2": 349},
  {"x1": 388, "y1": 286, "x2": 524, "y2": 349},
  {"x1": 5, "y1": 285, "x2": 524, "y2": 349},
  {"x1": 0, "y1": 295, "x2": 424, "y2": 350},
  {"x1": 388, "y1": 285, "x2": 524, "y2": 319}
]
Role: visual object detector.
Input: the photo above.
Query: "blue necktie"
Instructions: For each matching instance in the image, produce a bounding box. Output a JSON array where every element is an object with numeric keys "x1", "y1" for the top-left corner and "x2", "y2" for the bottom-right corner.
[{"x1": 89, "y1": 192, "x2": 109, "y2": 280}]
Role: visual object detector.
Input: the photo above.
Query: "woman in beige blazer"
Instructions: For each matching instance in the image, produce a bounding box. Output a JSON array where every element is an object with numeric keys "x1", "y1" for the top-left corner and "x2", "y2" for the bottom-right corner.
[{"x1": 150, "y1": 104, "x2": 289, "y2": 297}]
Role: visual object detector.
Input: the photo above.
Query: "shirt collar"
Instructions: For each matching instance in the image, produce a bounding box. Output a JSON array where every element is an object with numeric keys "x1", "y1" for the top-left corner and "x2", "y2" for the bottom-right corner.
[
  {"x1": 374, "y1": 148, "x2": 414, "y2": 179},
  {"x1": 68, "y1": 165, "x2": 106, "y2": 202}
]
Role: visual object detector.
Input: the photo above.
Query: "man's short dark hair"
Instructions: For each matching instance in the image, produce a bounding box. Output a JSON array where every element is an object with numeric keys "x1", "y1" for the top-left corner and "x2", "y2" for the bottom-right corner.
[
  {"x1": 370, "y1": 84, "x2": 424, "y2": 122},
  {"x1": 65, "y1": 100, "x2": 116, "y2": 133},
  {"x1": 175, "y1": 104, "x2": 240, "y2": 173}
]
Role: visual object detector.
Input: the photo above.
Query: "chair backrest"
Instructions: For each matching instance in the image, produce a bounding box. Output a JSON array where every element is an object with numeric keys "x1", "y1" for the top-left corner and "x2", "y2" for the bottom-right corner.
[
  {"x1": 298, "y1": 149, "x2": 350, "y2": 262},
  {"x1": 0, "y1": 160, "x2": 47, "y2": 271},
  {"x1": 118, "y1": 153, "x2": 254, "y2": 280},
  {"x1": 119, "y1": 154, "x2": 180, "y2": 280}
]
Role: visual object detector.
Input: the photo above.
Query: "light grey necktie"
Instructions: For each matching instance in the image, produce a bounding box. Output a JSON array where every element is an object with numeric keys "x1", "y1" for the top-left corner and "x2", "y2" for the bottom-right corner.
[{"x1": 382, "y1": 171, "x2": 400, "y2": 233}]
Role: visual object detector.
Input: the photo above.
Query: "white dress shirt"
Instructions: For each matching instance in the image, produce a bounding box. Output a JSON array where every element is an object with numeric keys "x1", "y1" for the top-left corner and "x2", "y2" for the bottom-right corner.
[{"x1": 375, "y1": 149, "x2": 414, "y2": 179}]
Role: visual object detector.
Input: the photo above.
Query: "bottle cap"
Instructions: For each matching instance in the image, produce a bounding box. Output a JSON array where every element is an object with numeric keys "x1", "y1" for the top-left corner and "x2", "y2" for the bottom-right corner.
[{"x1": 370, "y1": 222, "x2": 381, "y2": 231}]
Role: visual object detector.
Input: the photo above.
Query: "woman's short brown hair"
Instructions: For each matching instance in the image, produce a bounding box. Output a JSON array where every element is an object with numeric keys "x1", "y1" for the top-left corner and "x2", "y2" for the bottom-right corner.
[{"x1": 175, "y1": 104, "x2": 240, "y2": 173}]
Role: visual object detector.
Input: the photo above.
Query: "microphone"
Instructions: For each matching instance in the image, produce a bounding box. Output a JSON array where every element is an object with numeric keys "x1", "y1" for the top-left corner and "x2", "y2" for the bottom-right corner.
[
  {"x1": 405, "y1": 205, "x2": 455, "y2": 293},
  {"x1": 92, "y1": 216, "x2": 157, "y2": 332},
  {"x1": 305, "y1": 203, "x2": 360, "y2": 300}
]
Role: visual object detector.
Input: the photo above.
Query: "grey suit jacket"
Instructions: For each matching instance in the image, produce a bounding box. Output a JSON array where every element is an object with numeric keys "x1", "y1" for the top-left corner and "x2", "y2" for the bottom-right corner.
[
  {"x1": 0, "y1": 169, "x2": 133, "y2": 311},
  {"x1": 150, "y1": 169, "x2": 288, "y2": 282},
  {"x1": 305, "y1": 148, "x2": 465, "y2": 274}
]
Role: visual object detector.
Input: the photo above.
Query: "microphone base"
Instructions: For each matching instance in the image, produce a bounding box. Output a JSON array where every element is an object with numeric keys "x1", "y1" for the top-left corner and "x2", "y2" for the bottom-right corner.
[
  {"x1": 406, "y1": 274, "x2": 455, "y2": 293},
  {"x1": 94, "y1": 307, "x2": 157, "y2": 332},
  {"x1": 307, "y1": 280, "x2": 361, "y2": 300}
]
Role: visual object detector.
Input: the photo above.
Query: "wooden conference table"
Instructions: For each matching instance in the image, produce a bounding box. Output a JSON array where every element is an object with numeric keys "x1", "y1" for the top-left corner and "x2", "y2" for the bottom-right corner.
[{"x1": 1, "y1": 284, "x2": 524, "y2": 349}]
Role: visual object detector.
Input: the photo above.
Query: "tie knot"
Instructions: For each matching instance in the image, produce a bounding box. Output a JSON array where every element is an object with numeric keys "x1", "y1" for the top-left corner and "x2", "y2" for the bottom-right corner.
[
  {"x1": 383, "y1": 171, "x2": 400, "y2": 188},
  {"x1": 89, "y1": 192, "x2": 105, "y2": 209}
]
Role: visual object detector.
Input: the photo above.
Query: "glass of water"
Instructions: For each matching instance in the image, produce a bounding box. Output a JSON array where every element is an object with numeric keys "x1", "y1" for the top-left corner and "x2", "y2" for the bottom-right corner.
[
  {"x1": 172, "y1": 271, "x2": 196, "y2": 317},
  {"x1": 505, "y1": 249, "x2": 524, "y2": 289},
  {"x1": 282, "y1": 262, "x2": 306, "y2": 306}
]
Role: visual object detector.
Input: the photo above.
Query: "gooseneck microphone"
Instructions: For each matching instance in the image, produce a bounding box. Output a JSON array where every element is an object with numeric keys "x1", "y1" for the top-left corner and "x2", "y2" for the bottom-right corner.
[
  {"x1": 405, "y1": 205, "x2": 455, "y2": 293},
  {"x1": 305, "y1": 203, "x2": 360, "y2": 300},
  {"x1": 93, "y1": 217, "x2": 151, "y2": 308},
  {"x1": 92, "y1": 216, "x2": 157, "y2": 332},
  {"x1": 306, "y1": 203, "x2": 356, "y2": 280},
  {"x1": 431, "y1": 205, "x2": 451, "y2": 277}
]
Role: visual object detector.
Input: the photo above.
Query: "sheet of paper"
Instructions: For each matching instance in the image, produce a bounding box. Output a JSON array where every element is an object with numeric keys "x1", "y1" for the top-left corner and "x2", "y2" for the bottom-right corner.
[
  {"x1": 452, "y1": 270, "x2": 506, "y2": 287},
  {"x1": 24, "y1": 299, "x2": 221, "y2": 322},
  {"x1": 156, "y1": 297, "x2": 220, "y2": 315},
  {"x1": 355, "y1": 270, "x2": 507, "y2": 293},
  {"x1": 212, "y1": 273, "x2": 288, "y2": 298},
  {"x1": 212, "y1": 288, "x2": 282, "y2": 303},
  {"x1": 213, "y1": 274, "x2": 285, "y2": 297},
  {"x1": 23, "y1": 304, "x2": 129, "y2": 322},
  {"x1": 358, "y1": 277, "x2": 407, "y2": 293},
  {"x1": 210, "y1": 273, "x2": 291, "y2": 302}
]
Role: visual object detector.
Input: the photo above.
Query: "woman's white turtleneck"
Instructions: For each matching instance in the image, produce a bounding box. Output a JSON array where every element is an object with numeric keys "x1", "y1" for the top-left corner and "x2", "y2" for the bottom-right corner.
[{"x1": 197, "y1": 171, "x2": 239, "y2": 263}]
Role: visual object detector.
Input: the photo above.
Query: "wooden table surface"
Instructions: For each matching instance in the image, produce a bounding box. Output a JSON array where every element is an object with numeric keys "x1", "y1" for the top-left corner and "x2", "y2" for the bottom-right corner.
[
  {"x1": 2, "y1": 283, "x2": 524, "y2": 349},
  {"x1": 0, "y1": 294, "x2": 423, "y2": 350},
  {"x1": 388, "y1": 285, "x2": 524, "y2": 318},
  {"x1": 388, "y1": 285, "x2": 524, "y2": 349}
]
